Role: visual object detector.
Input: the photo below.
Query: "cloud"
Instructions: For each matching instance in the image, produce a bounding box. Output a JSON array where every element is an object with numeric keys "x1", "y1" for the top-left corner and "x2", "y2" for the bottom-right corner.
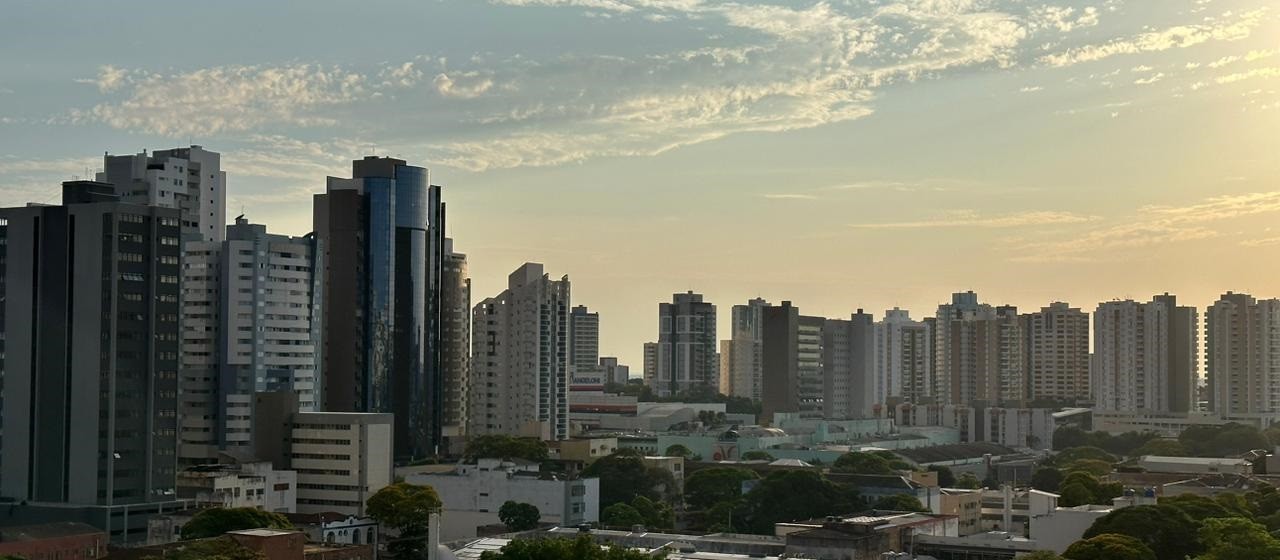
[
  {"x1": 1039, "y1": 8, "x2": 1267, "y2": 67},
  {"x1": 761, "y1": 193, "x2": 818, "y2": 200},
  {"x1": 1240, "y1": 236, "x2": 1280, "y2": 247},
  {"x1": 1019, "y1": 85, "x2": 1044, "y2": 93},
  {"x1": 1134, "y1": 73, "x2": 1165, "y2": 85},
  {"x1": 850, "y1": 210, "x2": 1098, "y2": 229},
  {"x1": 1215, "y1": 67, "x2": 1280, "y2": 84},
  {"x1": 433, "y1": 72, "x2": 495, "y2": 99}
]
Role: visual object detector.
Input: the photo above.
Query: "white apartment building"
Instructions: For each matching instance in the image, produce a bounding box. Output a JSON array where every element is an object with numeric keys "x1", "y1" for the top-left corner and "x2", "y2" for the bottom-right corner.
[
  {"x1": 179, "y1": 216, "x2": 322, "y2": 466},
  {"x1": 934, "y1": 293, "x2": 1025, "y2": 405},
  {"x1": 723, "y1": 298, "x2": 769, "y2": 400},
  {"x1": 1207, "y1": 292, "x2": 1280, "y2": 415},
  {"x1": 1093, "y1": 294, "x2": 1197, "y2": 413},
  {"x1": 407, "y1": 458, "x2": 600, "y2": 541},
  {"x1": 291, "y1": 412, "x2": 394, "y2": 516},
  {"x1": 469, "y1": 263, "x2": 572, "y2": 440},
  {"x1": 874, "y1": 308, "x2": 932, "y2": 405},
  {"x1": 100, "y1": 145, "x2": 227, "y2": 242},
  {"x1": 1023, "y1": 302, "x2": 1089, "y2": 403},
  {"x1": 442, "y1": 240, "x2": 472, "y2": 439},
  {"x1": 176, "y1": 457, "x2": 297, "y2": 513}
]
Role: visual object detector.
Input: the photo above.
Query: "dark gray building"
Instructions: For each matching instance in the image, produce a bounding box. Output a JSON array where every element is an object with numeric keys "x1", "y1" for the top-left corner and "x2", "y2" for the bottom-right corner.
[
  {"x1": 313, "y1": 156, "x2": 448, "y2": 459},
  {"x1": 0, "y1": 181, "x2": 181, "y2": 507},
  {"x1": 441, "y1": 239, "x2": 471, "y2": 440},
  {"x1": 761, "y1": 301, "x2": 824, "y2": 422},
  {"x1": 651, "y1": 291, "x2": 718, "y2": 397}
]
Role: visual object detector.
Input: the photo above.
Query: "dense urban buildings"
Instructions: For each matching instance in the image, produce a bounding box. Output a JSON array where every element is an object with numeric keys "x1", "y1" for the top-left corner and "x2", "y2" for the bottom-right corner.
[
  {"x1": 1207, "y1": 291, "x2": 1280, "y2": 415},
  {"x1": 313, "y1": 156, "x2": 450, "y2": 459},
  {"x1": 722, "y1": 297, "x2": 768, "y2": 400},
  {"x1": 178, "y1": 216, "x2": 323, "y2": 466},
  {"x1": 1093, "y1": 294, "x2": 1198, "y2": 413},
  {"x1": 100, "y1": 146, "x2": 227, "y2": 242},
  {"x1": 822, "y1": 310, "x2": 876, "y2": 419},
  {"x1": 598, "y1": 357, "x2": 631, "y2": 386},
  {"x1": 933, "y1": 293, "x2": 1026, "y2": 406},
  {"x1": 648, "y1": 291, "x2": 719, "y2": 397},
  {"x1": 1022, "y1": 302, "x2": 1089, "y2": 403},
  {"x1": 468, "y1": 263, "x2": 572, "y2": 440},
  {"x1": 874, "y1": 308, "x2": 932, "y2": 405},
  {"x1": 0, "y1": 181, "x2": 182, "y2": 506}
]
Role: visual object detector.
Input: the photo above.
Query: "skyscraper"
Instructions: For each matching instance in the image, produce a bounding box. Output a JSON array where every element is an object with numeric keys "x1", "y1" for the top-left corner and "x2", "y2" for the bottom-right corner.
[
  {"x1": 100, "y1": 145, "x2": 226, "y2": 242},
  {"x1": 313, "y1": 156, "x2": 448, "y2": 458},
  {"x1": 1093, "y1": 294, "x2": 1197, "y2": 413},
  {"x1": 469, "y1": 263, "x2": 572, "y2": 440},
  {"x1": 1023, "y1": 302, "x2": 1090, "y2": 404},
  {"x1": 873, "y1": 308, "x2": 932, "y2": 405},
  {"x1": 178, "y1": 216, "x2": 323, "y2": 466},
  {"x1": 0, "y1": 181, "x2": 181, "y2": 505},
  {"x1": 1207, "y1": 292, "x2": 1280, "y2": 415},
  {"x1": 652, "y1": 291, "x2": 718, "y2": 397},
  {"x1": 823, "y1": 310, "x2": 876, "y2": 419},
  {"x1": 933, "y1": 292, "x2": 1025, "y2": 406},
  {"x1": 723, "y1": 298, "x2": 768, "y2": 400},
  {"x1": 570, "y1": 305, "x2": 600, "y2": 371},
  {"x1": 441, "y1": 239, "x2": 471, "y2": 438},
  {"x1": 761, "y1": 301, "x2": 824, "y2": 422}
]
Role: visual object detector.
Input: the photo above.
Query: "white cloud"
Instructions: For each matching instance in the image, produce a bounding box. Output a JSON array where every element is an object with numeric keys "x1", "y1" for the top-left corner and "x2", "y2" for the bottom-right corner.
[
  {"x1": 433, "y1": 72, "x2": 495, "y2": 99},
  {"x1": 1019, "y1": 85, "x2": 1044, "y2": 93},
  {"x1": 850, "y1": 210, "x2": 1098, "y2": 229},
  {"x1": 761, "y1": 193, "x2": 818, "y2": 200},
  {"x1": 1039, "y1": 8, "x2": 1267, "y2": 67}
]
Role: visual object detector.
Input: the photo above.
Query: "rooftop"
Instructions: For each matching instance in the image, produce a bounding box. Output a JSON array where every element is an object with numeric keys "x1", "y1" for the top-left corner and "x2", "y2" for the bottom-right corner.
[
  {"x1": 893, "y1": 442, "x2": 1017, "y2": 464},
  {"x1": 1140, "y1": 455, "x2": 1250, "y2": 465},
  {"x1": 0, "y1": 522, "x2": 102, "y2": 542}
]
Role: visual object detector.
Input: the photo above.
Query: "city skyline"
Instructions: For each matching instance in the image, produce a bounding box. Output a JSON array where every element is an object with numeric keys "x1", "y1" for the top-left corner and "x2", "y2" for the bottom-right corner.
[{"x1": 2, "y1": 0, "x2": 1279, "y2": 369}]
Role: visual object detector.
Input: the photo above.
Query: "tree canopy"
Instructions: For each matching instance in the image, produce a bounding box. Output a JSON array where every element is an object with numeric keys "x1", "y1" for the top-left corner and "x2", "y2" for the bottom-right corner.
[
  {"x1": 832, "y1": 452, "x2": 896, "y2": 475},
  {"x1": 583, "y1": 453, "x2": 677, "y2": 508},
  {"x1": 1052, "y1": 427, "x2": 1158, "y2": 457},
  {"x1": 366, "y1": 482, "x2": 444, "y2": 560},
  {"x1": 480, "y1": 535, "x2": 661, "y2": 560},
  {"x1": 927, "y1": 465, "x2": 956, "y2": 488},
  {"x1": 739, "y1": 470, "x2": 863, "y2": 534},
  {"x1": 180, "y1": 508, "x2": 292, "y2": 540},
  {"x1": 872, "y1": 494, "x2": 927, "y2": 512},
  {"x1": 1195, "y1": 516, "x2": 1280, "y2": 560},
  {"x1": 684, "y1": 467, "x2": 758, "y2": 511},
  {"x1": 1133, "y1": 439, "x2": 1188, "y2": 457},
  {"x1": 1179, "y1": 423, "x2": 1270, "y2": 457},
  {"x1": 1063, "y1": 533, "x2": 1157, "y2": 560},
  {"x1": 740, "y1": 450, "x2": 775, "y2": 461},
  {"x1": 664, "y1": 444, "x2": 696, "y2": 459},
  {"x1": 499, "y1": 501, "x2": 541, "y2": 532},
  {"x1": 1031, "y1": 467, "x2": 1064, "y2": 493},
  {"x1": 1082, "y1": 504, "x2": 1200, "y2": 560},
  {"x1": 601, "y1": 503, "x2": 645, "y2": 528},
  {"x1": 151, "y1": 536, "x2": 268, "y2": 560},
  {"x1": 465, "y1": 435, "x2": 550, "y2": 462}
]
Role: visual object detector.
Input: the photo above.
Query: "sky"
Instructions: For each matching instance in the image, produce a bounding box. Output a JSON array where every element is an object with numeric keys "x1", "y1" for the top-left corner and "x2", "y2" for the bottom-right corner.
[{"x1": 1, "y1": 0, "x2": 1278, "y2": 369}]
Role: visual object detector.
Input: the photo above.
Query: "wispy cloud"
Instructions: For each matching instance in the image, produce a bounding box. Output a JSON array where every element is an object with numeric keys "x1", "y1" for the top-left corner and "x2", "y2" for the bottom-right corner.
[
  {"x1": 761, "y1": 193, "x2": 818, "y2": 200},
  {"x1": 1240, "y1": 236, "x2": 1280, "y2": 247},
  {"x1": 1039, "y1": 8, "x2": 1267, "y2": 67},
  {"x1": 850, "y1": 210, "x2": 1098, "y2": 229}
]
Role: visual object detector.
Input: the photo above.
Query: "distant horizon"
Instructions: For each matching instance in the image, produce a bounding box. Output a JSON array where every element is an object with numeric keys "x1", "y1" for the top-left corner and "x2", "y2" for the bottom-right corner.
[{"x1": 2, "y1": 0, "x2": 1277, "y2": 370}]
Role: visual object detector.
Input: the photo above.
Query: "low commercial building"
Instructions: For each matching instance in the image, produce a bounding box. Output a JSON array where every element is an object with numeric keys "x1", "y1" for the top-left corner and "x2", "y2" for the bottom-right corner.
[
  {"x1": 978, "y1": 486, "x2": 1058, "y2": 535},
  {"x1": 176, "y1": 456, "x2": 296, "y2": 513},
  {"x1": 109, "y1": 529, "x2": 372, "y2": 560},
  {"x1": 824, "y1": 474, "x2": 939, "y2": 512},
  {"x1": 893, "y1": 404, "x2": 1054, "y2": 450},
  {"x1": 0, "y1": 523, "x2": 107, "y2": 560},
  {"x1": 1137, "y1": 455, "x2": 1252, "y2": 475},
  {"x1": 911, "y1": 531, "x2": 1041, "y2": 559},
  {"x1": 283, "y1": 513, "x2": 380, "y2": 549},
  {"x1": 549, "y1": 437, "x2": 618, "y2": 464},
  {"x1": 778, "y1": 512, "x2": 959, "y2": 560},
  {"x1": 935, "y1": 489, "x2": 983, "y2": 536},
  {"x1": 407, "y1": 458, "x2": 600, "y2": 541}
]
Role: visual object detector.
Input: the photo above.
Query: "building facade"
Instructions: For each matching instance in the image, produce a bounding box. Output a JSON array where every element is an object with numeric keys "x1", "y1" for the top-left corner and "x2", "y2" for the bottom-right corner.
[
  {"x1": 1093, "y1": 294, "x2": 1198, "y2": 413},
  {"x1": 441, "y1": 240, "x2": 471, "y2": 438},
  {"x1": 179, "y1": 216, "x2": 322, "y2": 466},
  {"x1": 874, "y1": 308, "x2": 932, "y2": 406},
  {"x1": 723, "y1": 298, "x2": 769, "y2": 400},
  {"x1": 0, "y1": 182, "x2": 181, "y2": 505},
  {"x1": 823, "y1": 310, "x2": 876, "y2": 419},
  {"x1": 469, "y1": 263, "x2": 572, "y2": 440},
  {"x1": 934, "y1": 293, "x2": 1025, "y2": 406},
  {"x1": 289, "y1": 412, "x2": 394, "y2": 517},
  {"x1": 100, "y1": 145, "x2": 226, "y2": 242},
  {"x1": 651, "y1": 291, "x2": 718, "y2": 397},
  {"x1": 1023, "y1": 302, "x2": 1089, "y2": 404},
  {"x1": 761, "y1": 302, "x2": 825, "y2": 422},
  {"x1": 1207, "y1": 292, "x2": 1280, "y2": 415},
  {"x1": 599, "y1": 357, "x2": 631, "y2": 386},
  {"x1": 313, "y1": 156, "x2": 449, "y2": 459}
]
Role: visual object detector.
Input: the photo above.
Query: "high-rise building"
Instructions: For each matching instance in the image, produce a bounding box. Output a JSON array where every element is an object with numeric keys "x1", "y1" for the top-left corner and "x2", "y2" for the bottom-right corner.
[
  {"x1": 599, "y1": 357, "x2": 631, "y2": 386},
  {"x1": 441, "y1": 239, "x2": 471, "y2": 438},
  {"x1": 652, "y1": 291, "x2": 718, "y2": 397},
  {"x1": 178, "y1": 216, "x2": 323, "y2": 466},
  {"x1": 0, "y1": 181, "x2": 181, "y2": 505},
  {"x1": 723, "y1": 298, "x2": 769, "y2": 400},
  {"x1": 873, "y1": 308, "x2": 932, "y2": 405},
  {"x1": 1022, "y1": 302, "x2": 1089, "y2": 404},
  {"x1": 643, "y1": 342, "x2": 658, "y2": 387},
  {"x1": 1093, "y1": 294, "x2": 1197, "y2": 413},
  {"x1": 1207, "y1": 292, "x2": 1280, "y2": 415},
  {"x1": 761, "y1": 301, "x2": 825, "y2": 422},
  {"x1": 313, "y1": 156, "x2": 448, "y2": 459},
  {"x1": 823, "y1": 310, "x2": 876, "y2": 419},
  {"x1": 100, "y1": 145, "x2": 226, "y2": 242},
  {"x1": 468, "y1": 263, "x2": 572, "y2": 440},
  {"x1": 570, "y1": 305, "x2": 600, "y2": 371},
  {"x1": 933, "y1": 292, "x2": 1025, "y2": 406}
]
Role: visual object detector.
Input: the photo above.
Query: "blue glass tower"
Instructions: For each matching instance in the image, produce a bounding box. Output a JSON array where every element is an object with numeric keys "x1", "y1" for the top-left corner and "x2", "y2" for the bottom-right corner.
[{"x1": 314, "y1": 156, "x2": 446, "y2": 459}]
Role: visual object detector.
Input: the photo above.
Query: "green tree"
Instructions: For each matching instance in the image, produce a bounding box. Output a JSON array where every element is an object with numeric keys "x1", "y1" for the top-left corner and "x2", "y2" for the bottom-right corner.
[
  {"x1": 1051, "y1": 447, "x2": 1116, "y2": 466},
  {"x1": 480, "y1": 535, "x2": 661, "y2": 560},
  {"x1": 366, "y1": 483, "x2": 444, "y2": 560},
  {"x1": 147, "y1": 536, "x2": 268, "y2": 560},
  {"x1": 955, "y1": 472, "x2": 981, "y2": 489},
  {"x1": 1133, "y1": 439, "x2": 1188, "y2": 457},
  {"x1": 1062, "y1": 459, "x2": 1114, "y2": 477},
  {"x1": 1063, "y1": 533, "x2": 1156, "y2": 560},
  {"x1": 583, "y1": 453, "x2": 677, "y2": 508},
  {"x1": 1159, "y1": 494, "x2": 1244, "y2": 522},
  {"x1": 832, "y1": 452, "x2": 895, "y2": 475},
  {"x1": 1058, "y1": 482, "x2": 1094, "y2": 507},
  {"x1": 631, "y1": 496, "x2": 675, "y2": 530},
  {"x1": 1031, "y1": 467, "x2": 1064, "y2": 492},
  {"x1": 664, "y1": 444, "x2": 696, "y2": 459},
  {"x1": 739, "y1": 470, "x2": 863, "y2": 534},
  {"x1": 741, "y1": 450, "x2": 775, "y2": 461},
  {"x1": 1021, "y1": 552, "x2": 1066, "y2": 560},
  {"x1": 684, "y1": 467, "x2": 758, "y2": 510},
  {"x1": 601, "y1": 503, "x2": 645, "y2": 528},
  {"x1": 1180, "y1": 423, "x2": 1269, "y2": 457},
  {"x1": 872, "y1": 494, "x2": 927, "y2": 512},
  {"x1": 1248, "y1": 485, "x2": 1280, "y2": 517},
  {"x1": 928, "y1": 465, "x2": 956, "y2": 488},
  {"x1": 870, "y1": 451, "x2": 913, "y2": 471},
  {"x1": 498, "y1": 501, "x2": 541, "y2": 532},
  {"x1": 1082, "y1": 504, "x2": 1200, "y2": 560},
  {"x1": 704, "y1": 500, "x2": 745, "y2": 533},
  {"x1": 465, "y1": 435, "x2": 550, "y2": 462},
  {"x1": 180, "y1": 508, "x2": 292, "y2": 540},
  {"x1": 1054, "y1": 426, "x2": 1091, "y2": 451},
  {"x1": 1196, "y1": 517, "x2": 1280, "y2": 560}
]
